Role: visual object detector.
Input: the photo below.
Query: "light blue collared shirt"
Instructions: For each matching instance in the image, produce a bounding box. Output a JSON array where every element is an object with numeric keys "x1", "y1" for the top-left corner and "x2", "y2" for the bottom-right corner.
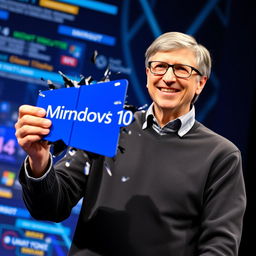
[{"x1": 142, "y1": 103, "x2": 195, "y2": 137}]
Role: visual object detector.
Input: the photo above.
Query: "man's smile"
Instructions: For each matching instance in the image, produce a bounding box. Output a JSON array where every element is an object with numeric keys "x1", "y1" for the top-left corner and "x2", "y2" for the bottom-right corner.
[{"x1": 157, "y1": 87, "x2": 180, "y2": 93}]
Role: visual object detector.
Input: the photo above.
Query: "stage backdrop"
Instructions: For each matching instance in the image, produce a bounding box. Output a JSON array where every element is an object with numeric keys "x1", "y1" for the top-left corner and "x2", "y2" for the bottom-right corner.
[{"x1": 0, "y1": 0, "x2": 254, "y2": 255}]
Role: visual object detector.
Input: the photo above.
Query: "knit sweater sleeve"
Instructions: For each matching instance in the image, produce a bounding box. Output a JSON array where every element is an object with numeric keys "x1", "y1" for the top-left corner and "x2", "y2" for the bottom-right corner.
[
  {"x1": 19, "y1": 149, "x2": 90, "y2": 222},
  {"x1": 197, "y1": 150, "x2": 246, "y2": 256}
]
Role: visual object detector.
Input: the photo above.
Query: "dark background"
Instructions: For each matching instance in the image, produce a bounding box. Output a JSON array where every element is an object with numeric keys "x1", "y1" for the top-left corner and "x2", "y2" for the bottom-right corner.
[{"x1": 0, "y1": 0, "x2": 255, "y2": 255}]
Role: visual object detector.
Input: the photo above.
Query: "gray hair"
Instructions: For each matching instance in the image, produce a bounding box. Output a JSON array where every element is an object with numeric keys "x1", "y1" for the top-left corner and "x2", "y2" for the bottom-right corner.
[{"x1": 145, "y1": 32, "x2": 212, "y2": 77}]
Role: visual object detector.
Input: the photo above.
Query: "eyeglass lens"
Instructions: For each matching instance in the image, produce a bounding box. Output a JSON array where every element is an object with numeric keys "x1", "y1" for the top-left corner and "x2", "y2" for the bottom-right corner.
[{"x1": 150, "y1": 62, "x2": 192, "y2": 78}]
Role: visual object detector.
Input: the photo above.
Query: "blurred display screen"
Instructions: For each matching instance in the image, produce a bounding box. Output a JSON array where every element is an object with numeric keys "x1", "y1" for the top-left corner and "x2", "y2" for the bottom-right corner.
[{"x1": 0, "y1": 0, "x2": 123, "y2": 255}]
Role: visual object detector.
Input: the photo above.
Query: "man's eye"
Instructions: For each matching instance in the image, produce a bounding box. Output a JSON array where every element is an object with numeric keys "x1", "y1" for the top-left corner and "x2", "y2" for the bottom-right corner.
[
  {"x1": 175, "y1": 65, "x2": 189, "y2": 72},
  {"x1": 175, "y1": 66, "x2": 186, "y2": 71},
  {"x1": 155, "y1": 63, "x2": 167, "y2": 68}
]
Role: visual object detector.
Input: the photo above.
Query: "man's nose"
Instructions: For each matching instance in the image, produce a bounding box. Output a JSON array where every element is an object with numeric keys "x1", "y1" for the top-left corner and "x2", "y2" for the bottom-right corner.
[{"x1": 162, "y1": 67, "x2": 176, "y2": 83}]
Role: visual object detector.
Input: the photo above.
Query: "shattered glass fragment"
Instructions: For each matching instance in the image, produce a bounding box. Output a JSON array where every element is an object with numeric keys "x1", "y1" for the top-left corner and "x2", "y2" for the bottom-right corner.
[
  {"x1": 68, "y1": 148, "x2": 77, "y2": 156},
  {"x1": 121, "y1": 176, "x2": 130, "y2": 182},
  {"x1": 84, "y1": 161, "x2": 90, "y2": 175},
  {"x1": 104, "y1": 162, "x2": 112, "y2": 176},
  {"x1": 91, "y1": 50, "x2": 98, "y2": 64},
  {"x1": 118, "y1": 145, "x2": 125, "y2": 153},
  {"x1": 65, "y1": 160, "x2": 72, "y2": 167}
]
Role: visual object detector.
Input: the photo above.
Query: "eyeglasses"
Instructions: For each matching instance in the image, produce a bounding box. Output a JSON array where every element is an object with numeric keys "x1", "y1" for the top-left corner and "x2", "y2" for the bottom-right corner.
[{"x1": 148, "y1": 61, "x2": 202, "y2": 78}]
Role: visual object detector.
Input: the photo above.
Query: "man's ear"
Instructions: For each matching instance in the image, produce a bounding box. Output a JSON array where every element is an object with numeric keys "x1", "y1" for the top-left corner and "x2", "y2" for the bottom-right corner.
[
  {"x1": 195, "y1": 76, "x2": 208, "y2": 95},
  {"x1": 146, "y1": 67, "x2": 150, "y2": 88}
]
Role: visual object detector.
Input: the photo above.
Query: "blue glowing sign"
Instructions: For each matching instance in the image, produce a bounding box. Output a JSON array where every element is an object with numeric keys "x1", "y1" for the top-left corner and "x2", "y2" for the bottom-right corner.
[{"x1": 37, "y1": 79, "x2": 133, "y2": 157}]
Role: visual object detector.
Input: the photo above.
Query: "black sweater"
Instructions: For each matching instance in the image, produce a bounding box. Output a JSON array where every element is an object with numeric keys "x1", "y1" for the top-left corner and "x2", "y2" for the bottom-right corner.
[{"x1": 19, "y1": 111, "x2": 246, "y2": 256}]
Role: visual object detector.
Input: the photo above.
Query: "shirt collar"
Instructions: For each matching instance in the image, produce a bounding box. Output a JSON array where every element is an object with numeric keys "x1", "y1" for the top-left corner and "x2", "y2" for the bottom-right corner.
[{"x1": 142, "y1": 103, "x2": 195, "y2": 137}]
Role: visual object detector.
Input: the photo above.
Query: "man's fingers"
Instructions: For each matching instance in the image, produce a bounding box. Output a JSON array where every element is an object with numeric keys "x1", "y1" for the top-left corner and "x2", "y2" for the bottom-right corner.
[
  {"x1": 15, "y1": 115, "x2": 51, "y2": 130},
  {"x1": 18, "y1": 105, "x2": 47, "y2": 119},
  {"x1": 16, "y1": 125, "x2": 50, "y2": 139},
  {"x1": 17, "y1": 135, "x2": 44, "y2": 149}
]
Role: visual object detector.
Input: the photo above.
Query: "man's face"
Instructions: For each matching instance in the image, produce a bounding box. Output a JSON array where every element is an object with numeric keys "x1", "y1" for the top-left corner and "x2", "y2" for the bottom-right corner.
[{"x1": 146, "y1": 48, "x2": 207, "y2": 119}]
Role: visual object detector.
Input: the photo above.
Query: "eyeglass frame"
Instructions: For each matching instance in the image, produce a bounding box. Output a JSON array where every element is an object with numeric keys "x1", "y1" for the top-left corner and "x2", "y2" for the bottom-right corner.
[{"x1": 147, "y1": 61, "x2": 203, "y2": 78}]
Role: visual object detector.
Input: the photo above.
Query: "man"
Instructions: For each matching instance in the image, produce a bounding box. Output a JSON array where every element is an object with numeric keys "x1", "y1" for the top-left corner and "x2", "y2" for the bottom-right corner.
[{"x1": 15, "y1": 32, "x2": 246, "y2": 256}]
